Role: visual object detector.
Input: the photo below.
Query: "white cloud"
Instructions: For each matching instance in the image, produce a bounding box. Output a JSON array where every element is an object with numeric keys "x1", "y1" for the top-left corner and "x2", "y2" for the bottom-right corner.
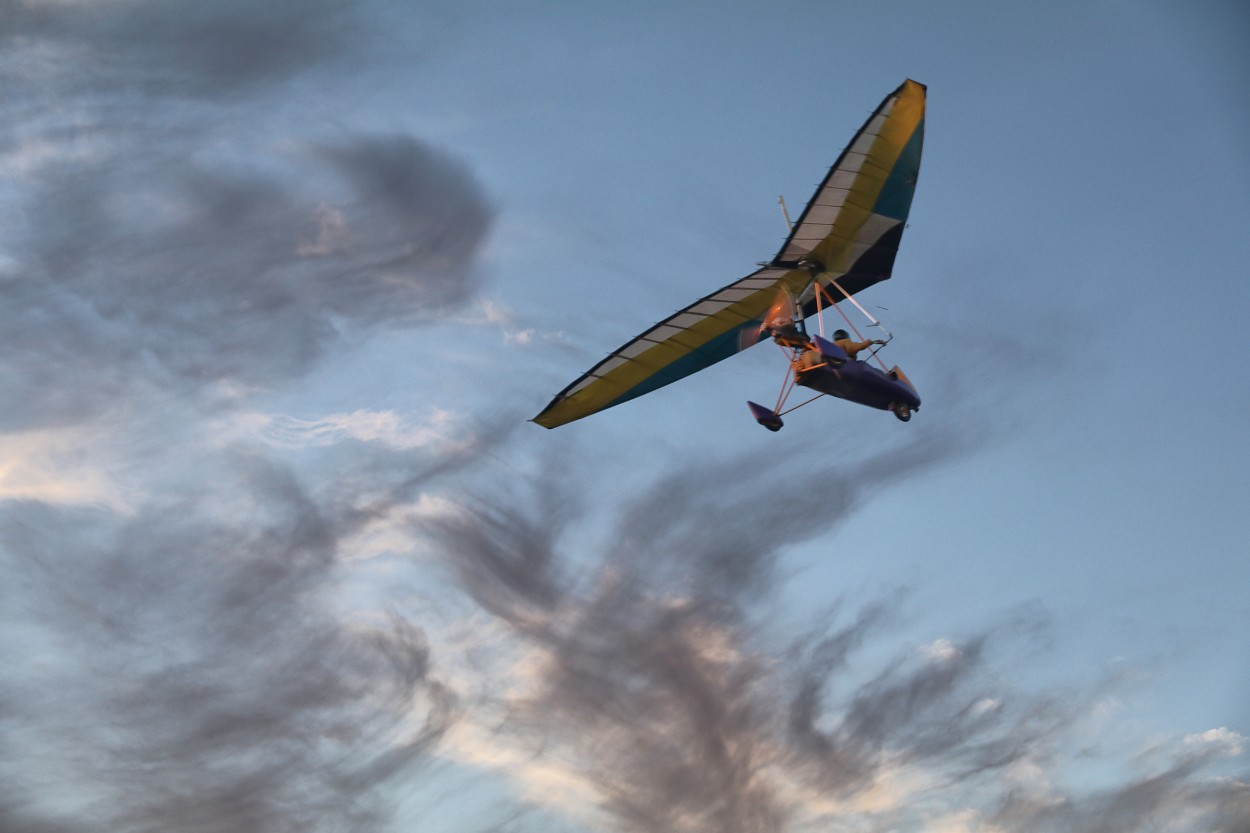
[
  {"x1": 479, "y1": 298, "x2": 513, "y2": 327},
  {"x1": 475, "y1": 297, "x2": 570, "y2": 348},
  {"x1": 0, "y1": 427, "x2": 132, "y2": 511},
  {"x1": 441, "y1": 719, "x2": 607, "y2": 824},
  {"x1": 339, "y1": 492, "x2": 464, "y2": 562},
  {"x1": 1089, "y1": 694, "x2": 1122, "y2": 720},
  {"x1": 970, "y1": 697, "x2": 1002, "y2": 717},
  {"x1": 1182, "y1": 727, "x2": 1246, "y2": 757},
  {"x1": 784, "y1": 760, "x2": 937, "y2": 819},
  {"x1": 223, "y1": 407, "x2": 461, "y2": 451},
  {"x1": 297, "y1": 204, "x2": 353, "y2": 257},
  {"x1": 921, "y1": 637, "x2": 961, "y2": 663},
  {"x1": 414, "y1": 611, "x2": 612, "y2": 829},
  {"x1": 504, "y1": 328, "x2": 534, "y2": 345},
  {"x1": 1002, "y1": 757, "x2": 1060, "y2": 796},
  {"x1": 2, "y1": 136, "x2": 87, "y2": 175},
  {"x1": 923, "y1": 808, "x2": 1002, "y2": 833}
]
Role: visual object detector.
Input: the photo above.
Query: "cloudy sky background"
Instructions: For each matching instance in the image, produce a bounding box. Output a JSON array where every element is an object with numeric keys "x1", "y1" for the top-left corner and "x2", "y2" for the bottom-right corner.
[{"x1": 2, "y1": 1, "x2": 1248, "y2": 831}]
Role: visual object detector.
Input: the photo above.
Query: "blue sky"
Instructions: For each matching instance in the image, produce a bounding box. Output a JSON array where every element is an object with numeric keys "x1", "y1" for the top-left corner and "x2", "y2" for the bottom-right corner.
[{"x1": 1, "y1": 2, "x2": 1248, "y2": 832}]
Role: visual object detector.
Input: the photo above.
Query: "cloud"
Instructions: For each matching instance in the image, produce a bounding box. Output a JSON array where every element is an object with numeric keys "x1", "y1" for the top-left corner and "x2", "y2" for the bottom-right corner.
[
  {"x1": 0, "y1": 426, "x2": 133, "y2": 510},
  {"x1": 249, "y1": 408, "x2": 459, "y2": 451},
  {"x1": 3, "y1": 408, "x2": 1245, "y2": 833},
  {"x1": 425, "y1": 439, "x2": 973, "y2": 831},
  {"x1": 475, "y1": 298, "x2": 573, "y2": 349},
  {"x1": 425, "y1": 445, "x2": 1250, "y2": 833},
  {"x1": 1184, "y1": 728, "x2": 1247, "y2": 759},
  {"x1": 0, "y1": 0, "x2": 365, "y2": 101},
  {"x1": 0, "y1": 133, "x2": 492, "y2": 430},
  {"x1": 0, "y1": 443, "x2": 472, "y2": 833},
  {"x1": 921, "y1": 637, "x2": 963, "y2": 663},
  {"x1": 988, "y1": 751, "x2": 1250, "y2": 833},
  {"x1": 3, "y1": 6, "x2": 1244, "y2": 833},
  {"x1": 0, "y1": 1, "x2": 493, "y2": 431}
]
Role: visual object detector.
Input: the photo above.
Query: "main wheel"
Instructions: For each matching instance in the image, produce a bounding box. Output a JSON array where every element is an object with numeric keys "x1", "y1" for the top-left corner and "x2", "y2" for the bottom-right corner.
[{"x1": 892, "y1": 403, "x2": 912, "y2": 422}]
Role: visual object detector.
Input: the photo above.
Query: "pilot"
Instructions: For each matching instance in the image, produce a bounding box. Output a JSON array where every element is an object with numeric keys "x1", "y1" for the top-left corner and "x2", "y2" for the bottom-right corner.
[
  {"x1": 769, "y1": 321, "x2": 811, "y2": 349},
  {"x1": 832, "y1": 329, "x2": 884, "y2": 360}
]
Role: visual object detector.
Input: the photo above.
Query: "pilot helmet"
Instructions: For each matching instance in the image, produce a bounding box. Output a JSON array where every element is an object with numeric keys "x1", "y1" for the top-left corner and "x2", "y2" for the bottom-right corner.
[{"x1": 832, "y1": 329, "x2": 849, "y2": 340}]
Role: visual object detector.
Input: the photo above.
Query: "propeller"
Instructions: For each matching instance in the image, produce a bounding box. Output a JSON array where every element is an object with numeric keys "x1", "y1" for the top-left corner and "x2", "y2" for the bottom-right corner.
[{"x1": 758, "y1": 285, "x2": 798, "y2": 338}]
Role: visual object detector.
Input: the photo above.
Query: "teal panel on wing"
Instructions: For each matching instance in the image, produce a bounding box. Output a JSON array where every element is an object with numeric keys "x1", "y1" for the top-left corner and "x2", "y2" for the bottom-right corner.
[
  {"x1": 872, "y1": 117, "x2": 925, "y2": 221},
  {"x1": 598, "y1": 324, "x2": 765, "y2": 413}
]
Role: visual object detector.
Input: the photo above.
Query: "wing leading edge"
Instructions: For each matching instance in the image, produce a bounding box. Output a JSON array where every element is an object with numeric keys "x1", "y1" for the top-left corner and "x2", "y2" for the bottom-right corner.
[{"x1": 533, "y1": 79, "x2": 925, "y2": 429}]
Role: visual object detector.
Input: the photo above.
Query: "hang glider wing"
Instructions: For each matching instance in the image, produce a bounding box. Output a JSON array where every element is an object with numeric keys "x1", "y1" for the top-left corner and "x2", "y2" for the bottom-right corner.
[
  {"x1": 779, "y1": 79, "x2": 926, "y2": 317},
  {"x1": 533, "y1": 79, "x2": 925, "y2": 429},
  {"x1": 533, "y1": 264, "x2": 807, "y2": 429}
]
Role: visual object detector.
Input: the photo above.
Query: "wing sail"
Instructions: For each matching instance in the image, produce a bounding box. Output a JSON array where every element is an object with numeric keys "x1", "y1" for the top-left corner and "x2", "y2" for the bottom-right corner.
[
  {"x1": 533, "y1": 80, "x2": 925, "y2": 429},
  {"x1": 532, "y1": 265, "x2": 808, "y2": 429},
  {"x1": 779, "y1": 79, "x2": 926, "y2": 314}
]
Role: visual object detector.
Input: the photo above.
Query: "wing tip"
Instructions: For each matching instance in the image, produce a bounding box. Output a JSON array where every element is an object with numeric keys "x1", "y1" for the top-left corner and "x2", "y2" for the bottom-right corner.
[{"x1": 531, "y1": 409, "x2": 562, "y2": 429}]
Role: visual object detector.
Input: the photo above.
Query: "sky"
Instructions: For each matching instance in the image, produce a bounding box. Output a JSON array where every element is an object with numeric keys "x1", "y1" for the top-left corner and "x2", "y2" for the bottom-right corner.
[{"x1": 1, "y1": 1, "x2": 1248, "y2": 832}]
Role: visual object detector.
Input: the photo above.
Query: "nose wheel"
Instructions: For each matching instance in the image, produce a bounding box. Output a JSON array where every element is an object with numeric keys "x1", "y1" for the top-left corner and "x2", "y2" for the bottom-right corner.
[{"x1": 892, "y1": 403, "x2": 912, "y2": 422}]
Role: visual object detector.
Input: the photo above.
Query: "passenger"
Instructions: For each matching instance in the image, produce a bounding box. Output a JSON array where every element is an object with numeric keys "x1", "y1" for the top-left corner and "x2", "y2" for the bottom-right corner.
[
  {"x1": 796, "y1": 340, "x2": 826, "y2": 371},
  {"x1": 832, "y1": 329, "x2": 884, "y2": 360}
]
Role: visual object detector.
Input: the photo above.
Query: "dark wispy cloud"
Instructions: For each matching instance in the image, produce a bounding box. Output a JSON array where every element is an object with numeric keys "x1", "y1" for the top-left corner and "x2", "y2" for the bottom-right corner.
[
  {"x1": 0, "y1": 0, "x2": 363, "y2": 100},
  {"x1": 430, "y1": 441, "x2": 1250, "y2": 833},
  {"x1": 3, "y1": 132, "x2": 491, "y2": 429},
  {"x1": 0, "y1": 447, "x2": 463, "y2": 833},
  {"x1": 0, "y1": 0, "x2": 492, "y2": 430},
  {"x1": 430, "y1": 437, "x2": 959, "y2": 830},
  {"x1": 989, "y1": 737, "x2": 1250, "y2": 833},
  {"x1": 0, "y1": 4, "x2": 494, "y2": 830},
  {"x1": 2, "y1": 414, "x2": 1245, "y2": 833},
  {"x1": 3, "y1": 4, "x2": 1246, "y2": 833}
]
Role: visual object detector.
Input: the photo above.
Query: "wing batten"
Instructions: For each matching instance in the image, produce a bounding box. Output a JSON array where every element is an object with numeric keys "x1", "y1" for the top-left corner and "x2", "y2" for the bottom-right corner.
[{"x1": 534, "y1": 80, "x2": 925, "y2": 429}]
